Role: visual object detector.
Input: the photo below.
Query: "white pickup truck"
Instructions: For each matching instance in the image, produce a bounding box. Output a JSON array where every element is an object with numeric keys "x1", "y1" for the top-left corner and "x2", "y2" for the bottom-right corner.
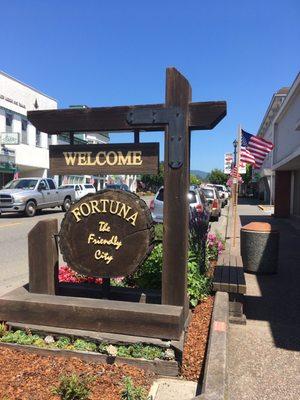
[
  {"x1": 59, "y1": 183, "x2": 96, "y2": 201},
  {"x1": 0, "y1": 178, "x2": 75, "y2": 217}
]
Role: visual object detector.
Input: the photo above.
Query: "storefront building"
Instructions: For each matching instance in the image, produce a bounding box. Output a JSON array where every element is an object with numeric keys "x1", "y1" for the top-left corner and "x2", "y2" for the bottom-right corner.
[
  {"x1": 272, "y1": 73, "x2": 300, "y2": 217},
  {"x1": 256, "y1": 87, "x2": 289, "y2": 203},
  {"x1": 0, "y1": 71, "x2": 57, "y2": 185}
]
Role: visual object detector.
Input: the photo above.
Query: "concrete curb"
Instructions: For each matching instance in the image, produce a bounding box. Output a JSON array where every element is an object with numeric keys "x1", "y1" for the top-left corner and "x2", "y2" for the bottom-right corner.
[{"x1": 192, "y1": 291, "x2": 229, "y2": 400}]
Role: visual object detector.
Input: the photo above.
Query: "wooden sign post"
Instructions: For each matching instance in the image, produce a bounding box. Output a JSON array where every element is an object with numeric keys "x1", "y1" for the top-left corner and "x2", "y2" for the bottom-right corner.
[
  {"x1": 0, "y1": 67, "x2": 227, "y2": 340},
  {"x1": 59, "y1": 190, "x2": 154, "y2": 278}
]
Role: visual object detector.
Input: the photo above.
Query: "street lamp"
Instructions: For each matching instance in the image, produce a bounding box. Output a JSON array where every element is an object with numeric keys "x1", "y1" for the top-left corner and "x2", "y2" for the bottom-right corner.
[{"x1": 233, "y1": 139, "x2": 238, "y2": 167}]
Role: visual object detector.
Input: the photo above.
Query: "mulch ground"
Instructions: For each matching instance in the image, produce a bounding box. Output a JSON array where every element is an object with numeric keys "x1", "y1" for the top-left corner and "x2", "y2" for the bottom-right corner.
[
  {"x1": 0, "y1": 348, "x2": 153, "y2": 400},
  {"x1": 0, "y1": 297, "x2": 213, "y2": 398},
  {"x1": 181, "y1": 296, "x2": 214, "y2": 381}
]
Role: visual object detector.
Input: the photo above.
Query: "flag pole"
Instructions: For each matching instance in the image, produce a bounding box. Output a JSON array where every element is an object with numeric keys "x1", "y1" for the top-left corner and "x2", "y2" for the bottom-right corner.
[{"x1": 232, "y1": 124, "x2": 241, "y2": 247}]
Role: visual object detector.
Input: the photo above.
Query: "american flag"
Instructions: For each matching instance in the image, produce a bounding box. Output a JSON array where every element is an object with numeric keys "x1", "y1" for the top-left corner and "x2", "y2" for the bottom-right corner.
[
  {"x1": 230, "y1": 165, "x2": 243, "y2": 183},
  {"x1": 240, "y1": 129, "x2": 274, "y2": 168}
]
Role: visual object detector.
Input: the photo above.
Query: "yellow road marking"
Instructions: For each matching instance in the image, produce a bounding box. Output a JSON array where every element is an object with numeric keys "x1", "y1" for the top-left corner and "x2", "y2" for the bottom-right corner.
[{"x1": 0, "y1": 222, "x2": 22, "y2": 229}]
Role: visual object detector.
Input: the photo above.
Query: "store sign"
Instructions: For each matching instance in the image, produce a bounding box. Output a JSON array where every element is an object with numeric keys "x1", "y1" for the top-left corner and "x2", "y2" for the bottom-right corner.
[
  {"x1": 49, "y1": 143, "x2": 159, "y2": 175},
  {"x1": 0, "y1": 133, "x2": 19, "y2": 145},
  {"x1": 239, "y1": 161, "x2": 246, "y2": 174},
  {"x1": 0, "y1": 94, "x2": 26, "y2": 109},
  {"x1": 59, "y1": 190, "x2": 154, "y2": 278},
  {"x1": 224, "y1": 153, "x2": 233, "y2": 174}
]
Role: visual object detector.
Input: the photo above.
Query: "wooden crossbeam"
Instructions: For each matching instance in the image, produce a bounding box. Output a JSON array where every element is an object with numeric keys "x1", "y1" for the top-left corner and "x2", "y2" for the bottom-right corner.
[{"x1": 27, "y1": 101, "x2": 226, "y2": 134}]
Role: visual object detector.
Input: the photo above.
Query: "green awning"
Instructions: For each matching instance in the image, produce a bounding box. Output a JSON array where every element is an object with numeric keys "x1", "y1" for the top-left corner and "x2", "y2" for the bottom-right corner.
[{"x1": 0, "y1": 162, "x2": 16, "y2": 173}]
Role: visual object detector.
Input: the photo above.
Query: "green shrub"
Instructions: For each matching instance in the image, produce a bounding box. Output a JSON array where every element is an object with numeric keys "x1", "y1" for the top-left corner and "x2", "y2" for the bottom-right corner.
[
  {"x1": 73, "y1": 339, "x2": 97, "y2": 352},
  {"x1": 0, "y1": 322, "x2": 7, "y2": 337},
  {"x1": 117, "y1": 343, "x2": 163, "y2": 360},
  {"x1": 0, "y1": 330, "x2": 39, "y2": 345},
  {"x1": 126, "y1": 243, "x2": 211, "y2": 307},
  {"x1": 52, "y1": 374, "x2": 94, "y2": 400},
  {"x1": 187, "y1": 251, "x2": 212, "y2": 307},
  {"x1": 56, "y1": 336, "x2": 71, "y2": 349},
  {"x1": 120, "y1": 377, "x2": 147, "y2": 400},
  {"x1": 154, "y1": 223, "x2": 163, "y2": 242},
  {"x1": 126, "y1": 244, "x2": 163, "y2": 290}
]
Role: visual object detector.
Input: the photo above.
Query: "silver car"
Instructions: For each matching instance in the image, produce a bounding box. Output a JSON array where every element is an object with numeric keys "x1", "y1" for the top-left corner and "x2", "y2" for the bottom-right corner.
[
  {"x1": 202, "y1": 186, "x2": 222, "y2": 221},
  {"x1": 0, "y1": 178, "x2": 75, "y2": 217},
  {"x1": 150, "y1": 186, "x2": 210, "y2": 226}
]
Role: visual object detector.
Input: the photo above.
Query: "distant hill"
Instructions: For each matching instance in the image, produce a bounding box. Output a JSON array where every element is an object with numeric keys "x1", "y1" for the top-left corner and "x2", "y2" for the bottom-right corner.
[{"x1": 190, "y1": 170, "x2": 209, "y2": 180}]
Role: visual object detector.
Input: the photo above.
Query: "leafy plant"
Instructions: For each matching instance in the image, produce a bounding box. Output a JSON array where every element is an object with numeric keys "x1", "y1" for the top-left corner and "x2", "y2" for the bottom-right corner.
[
  {"x1": 187, "y1": 251, "x2": 212, "y2": 307},
  {"x1": 0, "y1": 322, "x2": 8, "y2": 337},
  {"x1": 52, "y1": 373, "x2": 94, "y2": 400},
  {"x1": 117, "y1": 344, "x2": 163, "y2": 360},
  {"x1": 125, "y1": 244, "x2": 163, "y2": 290},
  {"x1": 73, "y1": 339, "x2": 97, "y2": 352},
  {"x1": 56, "y1": 336, "x2": 72, "y2": 349},
  {"x1": 0, "y1": 330, "x2": 39, "y2": 345},
  {"x1": 120, "y1": 377, "x2": 147, "y2": 400}
]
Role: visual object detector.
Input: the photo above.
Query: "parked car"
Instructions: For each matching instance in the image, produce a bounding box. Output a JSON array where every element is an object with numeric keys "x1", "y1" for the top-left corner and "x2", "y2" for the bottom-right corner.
[
  {"x1": 214, "y1": 184, "x2": 228, "y2": 207},
  {"x1": 59, "y1": 183, "x2": 96, "y2": 201},
  {"x1": 105, "y1": 183, "x2": 130, "y2": 191},
  {"x1": 202, "y1": 185, "x2": 222, "y2": 221},
  {"x1": 150, "y1": 186, "x2": 211, "y2": 232},
  {"x1": 0, "y1": 178, "x2": 75, "y2": 217}
]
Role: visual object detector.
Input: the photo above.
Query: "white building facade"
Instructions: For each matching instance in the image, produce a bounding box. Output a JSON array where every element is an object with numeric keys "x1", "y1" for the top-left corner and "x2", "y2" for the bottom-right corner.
[
  {"x1": 256, "y1": 88, "x2": 288, "y2": 203},
  {"x1": 271, "y1": 73, "x2": 300, "y2": 217},
  {"x1": 0, "y1": 71, "x2": 57, "y2": 187},
  {"x1": 256, "y1": 72, "x2": 300, "y2": 217}
]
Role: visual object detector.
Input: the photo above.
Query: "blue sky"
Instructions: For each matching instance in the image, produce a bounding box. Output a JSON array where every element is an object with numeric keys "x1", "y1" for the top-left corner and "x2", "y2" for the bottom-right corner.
[{"x1": 1, "y1": 0, "x2": 299, "y2": 172}]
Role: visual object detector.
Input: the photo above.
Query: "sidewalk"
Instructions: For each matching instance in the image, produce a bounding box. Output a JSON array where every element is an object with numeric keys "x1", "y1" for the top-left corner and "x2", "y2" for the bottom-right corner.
[{"x1": 227, "y1": 199, "x2": 300, "y2": 400}]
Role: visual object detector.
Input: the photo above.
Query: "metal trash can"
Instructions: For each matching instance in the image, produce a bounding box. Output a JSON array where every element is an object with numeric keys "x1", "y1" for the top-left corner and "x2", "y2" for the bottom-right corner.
[{"x1": 240, "y1": 222, "x2": 279, "y2": 274}]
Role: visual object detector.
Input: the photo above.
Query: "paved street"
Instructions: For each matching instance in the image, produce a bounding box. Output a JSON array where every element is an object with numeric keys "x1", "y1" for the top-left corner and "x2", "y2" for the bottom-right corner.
[
  {"x1": 0, "y1": 209, "x2": 65, "y2": 295},
  {"x1": 0, "y1": 196, "x2": 153, "y2": 296}
]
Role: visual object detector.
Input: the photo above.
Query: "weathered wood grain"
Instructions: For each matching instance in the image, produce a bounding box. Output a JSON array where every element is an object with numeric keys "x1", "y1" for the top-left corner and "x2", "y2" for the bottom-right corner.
[
  {"x1": 49, "y1": 143, "x2": 159, "y2": 175},
  {"x1": 28, "y1": 219, "x2": 59, "y2": 295},
  {"x1": 59, "y1": 190, "x2": 155, "y2": 278},
  {"x1": 162, "y1": 67, "x2": 190, "y2": 309},
  {"x1": 27, "y1": 102, "x2": 226, "y2": 133},
  {"x1": 0, "y1": 342, "x2": 179, "y2": 376},
  {"x1": 0, "y1": 287, "x2": 184, "y2": 340}
]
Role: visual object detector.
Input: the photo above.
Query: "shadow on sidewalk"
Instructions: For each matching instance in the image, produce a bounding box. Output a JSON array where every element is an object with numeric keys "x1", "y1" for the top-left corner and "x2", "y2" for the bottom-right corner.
[{"x1": 239, "y1": 213, "x2": 300, "y2": 352}]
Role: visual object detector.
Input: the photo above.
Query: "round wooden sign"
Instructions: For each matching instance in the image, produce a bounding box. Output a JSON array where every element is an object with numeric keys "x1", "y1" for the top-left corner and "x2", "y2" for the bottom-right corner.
[{"x1": 59, "y1": 190, "x2": 154, "y2": 278}]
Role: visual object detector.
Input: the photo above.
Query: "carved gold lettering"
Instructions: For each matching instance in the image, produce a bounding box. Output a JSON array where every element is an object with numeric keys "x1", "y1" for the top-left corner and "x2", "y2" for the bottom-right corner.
[
  {"x1": 71, "y1": 207, "x2": 82, "y2": 222},
  {"x1": 132, "y1": 151, "x2": 142, "y2": 165},
  {"x1": 99, "y1": 221, "x2": 110, "y2": 232},
  {"x1": 109, "y1": 200, "x2": 121, "y2": 214},
  {"x1": 126, "y1": 211, "x2": 138, "y2": 226},
  {"x1": 86, "y1": 152, "x2": 97, "y2": 165},
  {"x1": 77, "y1": 152, "x2": 87, "y2": 165},
  {"x1": 99, "y1": 199, "x2": 109, "y2": 212},
  {"x1": 79, "y1": 202, "x2": 91, "y2": 217},
  {"x1": 96, "y1": 151, "x2": 106, "y2": 166},
  {"x1": 117, "y1": 151, "x2": 131, "y2": 165},
  {"x1": 117, "y1": 203, "x2": 132, "y2": 219},
  {"x1": 90, "y1": 200, "x2": 101, "y2": 214},
  {"x1": 94, "y1": 249, "x2": 113, "y2": 264},
  {"x1": 106, "y1": 151, "x2": 118, "y2": 166},
  {"x1": 63, "y1": 152, "x2": 77, "y2": 166}
]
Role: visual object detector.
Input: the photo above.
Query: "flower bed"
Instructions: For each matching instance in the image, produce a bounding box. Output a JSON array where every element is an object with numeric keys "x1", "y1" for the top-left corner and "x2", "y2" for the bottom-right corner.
[{"x1": 0, "y1": 346, "x2": 153, "y2": 400}]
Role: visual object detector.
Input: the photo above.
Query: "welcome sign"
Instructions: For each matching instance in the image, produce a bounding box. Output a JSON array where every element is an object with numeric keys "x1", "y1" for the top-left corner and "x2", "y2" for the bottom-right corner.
[
  {"x1": 59, "y1": 190, "x2": 154, "y2": 278},
  {"x1": 49, "y1": 143, "x2": 159, "y2": 175}
]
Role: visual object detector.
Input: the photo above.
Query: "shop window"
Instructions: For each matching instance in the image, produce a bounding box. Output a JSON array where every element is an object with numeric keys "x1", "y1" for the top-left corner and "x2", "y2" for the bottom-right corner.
[
  {"x1": 21, "y1": 119, "x2": 28, "y2": 144},
  {"x1": 36, "y1": 130, "x2": 41, "y2": 147},
  {"x1": 5, "y1": 113, "x2": 13, "y2": 131}
]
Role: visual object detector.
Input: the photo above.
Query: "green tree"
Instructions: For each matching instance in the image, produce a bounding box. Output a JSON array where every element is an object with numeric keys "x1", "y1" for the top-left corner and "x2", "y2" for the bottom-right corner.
[
  {"x1": 242, "y1": 164, "x2": 252, "y2": 184},
  {"x1": 140, "y1": 162, "x2": 164, "y2": 192},
  {"x1": 207, "y1": 168, "x2": 227, "y2": 185},
  {"x1": 190, "y1": 174, "x2": 201, "y2": 186}
]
